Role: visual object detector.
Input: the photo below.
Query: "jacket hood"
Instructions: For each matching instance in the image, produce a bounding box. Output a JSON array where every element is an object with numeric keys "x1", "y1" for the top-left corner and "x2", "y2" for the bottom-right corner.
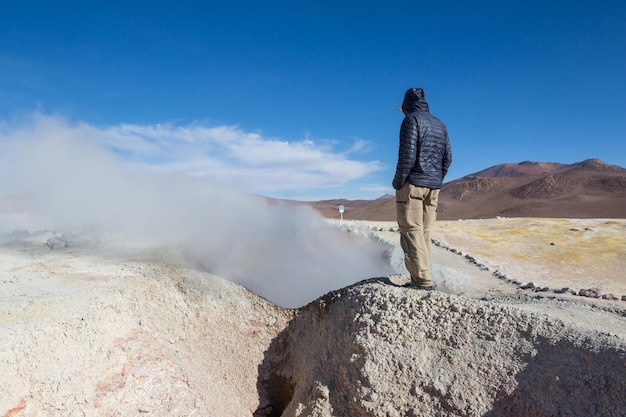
[{"x1": 401, "y1": 87, "x2": 430, "y2": 114}]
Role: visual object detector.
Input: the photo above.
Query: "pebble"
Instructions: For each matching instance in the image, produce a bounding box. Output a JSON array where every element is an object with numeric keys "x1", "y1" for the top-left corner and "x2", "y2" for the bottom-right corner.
[
  {"x1": 572, "y1": 288, "x2": 626, "y2": 301},
  {"x1": 464, "y1": 254, "x2": 477, "y2": 264},
  {"x1": 601, "y1": 294, "x2": 620, "y2": 301},
  {"x1": 578, "y1": 288, "x2": 602, "y2": 298}
]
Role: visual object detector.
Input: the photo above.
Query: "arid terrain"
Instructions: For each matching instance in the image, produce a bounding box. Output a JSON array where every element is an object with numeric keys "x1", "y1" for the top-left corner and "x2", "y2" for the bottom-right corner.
[
  {"x1": 307, "y1": 158, "x2": 626, "y2": 221},
  {"x1": 1, "y1": 158, "x2": 625, "y2": 417},
  {"x1": 1, "y1": 215, "x2": 624, "y2": 416}
]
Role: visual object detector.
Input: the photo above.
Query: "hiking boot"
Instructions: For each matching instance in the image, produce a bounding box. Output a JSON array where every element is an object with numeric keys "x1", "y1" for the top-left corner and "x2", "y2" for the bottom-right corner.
[
  {"x1": 414, "y1": 285, "x2": 435, "y2": 291},
  {"x1": 401, "y1": 282, "x2": 435, "y2": 290}
]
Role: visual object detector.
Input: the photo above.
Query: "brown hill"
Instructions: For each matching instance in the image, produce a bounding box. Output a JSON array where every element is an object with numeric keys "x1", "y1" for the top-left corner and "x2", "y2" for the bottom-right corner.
[
  {"x1": 307, "y1": 159, "x2": 626, "y2": 220},
  {"x1": 306, "y1": 194, "x2": 395, "y2": 221},
  {"x1": 471, "y1": 160, "x2": 569, "y2": 177}
]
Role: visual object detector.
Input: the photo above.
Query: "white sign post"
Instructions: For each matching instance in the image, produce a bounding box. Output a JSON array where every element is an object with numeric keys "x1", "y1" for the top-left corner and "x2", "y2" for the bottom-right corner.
[{"x1": 338, "y1": 205, "x2": 344, "y2": 221}]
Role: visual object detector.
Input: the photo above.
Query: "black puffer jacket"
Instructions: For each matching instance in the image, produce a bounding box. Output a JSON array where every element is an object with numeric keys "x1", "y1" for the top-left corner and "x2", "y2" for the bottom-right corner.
[{"x1": 392, "y1": 88, "x2": 452, "y2": 190}]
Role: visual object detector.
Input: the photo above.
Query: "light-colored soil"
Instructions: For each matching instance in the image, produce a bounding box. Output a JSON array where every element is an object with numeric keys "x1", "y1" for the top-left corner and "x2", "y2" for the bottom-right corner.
[
  {"x1": 435, "y1": 218, "x2": 626, "y2": 295},
  {"x1": 0, "y1": 235, "x2": 292, "y2": 416},
  {"x1": 1, "y1": 218, "x2": 625, "y2": 416},
  {"x1": 360, "y1": 217, "x2": 626, "y2": 297}
]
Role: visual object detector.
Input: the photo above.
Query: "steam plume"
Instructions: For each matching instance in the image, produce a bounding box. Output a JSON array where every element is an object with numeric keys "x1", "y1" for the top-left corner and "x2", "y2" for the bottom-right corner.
[{"x1": 0, "y1": 114, "x2": 395, "y2": 307}]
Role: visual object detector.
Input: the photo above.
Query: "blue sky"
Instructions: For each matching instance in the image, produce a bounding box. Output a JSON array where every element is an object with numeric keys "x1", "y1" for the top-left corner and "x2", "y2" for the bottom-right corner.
[{"x1": 1, "y1": 0, "x2": 625, "y2": 200}]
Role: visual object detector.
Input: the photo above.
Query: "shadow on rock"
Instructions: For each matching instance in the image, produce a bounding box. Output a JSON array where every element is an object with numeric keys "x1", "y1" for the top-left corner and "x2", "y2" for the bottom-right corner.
[
  {"x1": 484, "y1": 336, "x2": 625, "y2": 417},
  {"x1": 254, "y1": 277, "x2": 394, "y2": 416}
]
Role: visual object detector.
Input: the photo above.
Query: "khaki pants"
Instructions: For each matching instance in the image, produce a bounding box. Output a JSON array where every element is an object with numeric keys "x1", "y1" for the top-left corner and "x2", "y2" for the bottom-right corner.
[{"x1": 396, "y1": 183, "x2": 440, "y2": 286}]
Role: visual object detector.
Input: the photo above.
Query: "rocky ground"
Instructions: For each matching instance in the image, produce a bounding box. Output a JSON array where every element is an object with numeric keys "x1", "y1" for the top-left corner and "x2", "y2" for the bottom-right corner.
[{"x1": 1, "y1": 218, "x2": 625, "y2": 416}]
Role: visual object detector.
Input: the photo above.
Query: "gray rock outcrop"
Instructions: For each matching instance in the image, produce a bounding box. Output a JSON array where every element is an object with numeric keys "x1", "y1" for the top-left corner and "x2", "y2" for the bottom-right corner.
[{"x1": 256, "y1": 280, "x2": 626, "y2": 417}]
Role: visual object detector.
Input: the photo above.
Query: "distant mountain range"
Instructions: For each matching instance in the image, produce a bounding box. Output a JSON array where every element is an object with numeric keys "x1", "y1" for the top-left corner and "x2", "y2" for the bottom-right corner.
[{"x1": 306, "y1": 159, "x2": 626, "y2": 220}]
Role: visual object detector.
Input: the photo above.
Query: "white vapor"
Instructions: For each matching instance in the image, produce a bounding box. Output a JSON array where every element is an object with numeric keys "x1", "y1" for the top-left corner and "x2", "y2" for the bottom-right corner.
[{"x1": 0, "y1": 114, "x2": 396, "y2": 307}]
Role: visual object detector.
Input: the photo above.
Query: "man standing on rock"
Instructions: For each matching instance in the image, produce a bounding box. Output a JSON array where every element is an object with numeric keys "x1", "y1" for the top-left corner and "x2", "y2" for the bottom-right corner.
[{"x1": 392, "y1": 87, "x2": 452, "y2": 290}]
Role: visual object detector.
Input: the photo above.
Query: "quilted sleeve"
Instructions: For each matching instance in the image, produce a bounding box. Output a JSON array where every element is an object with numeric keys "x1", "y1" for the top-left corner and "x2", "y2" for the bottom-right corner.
[{"x1": 392, "y1": 115, "x2": 418, "y2": 190}]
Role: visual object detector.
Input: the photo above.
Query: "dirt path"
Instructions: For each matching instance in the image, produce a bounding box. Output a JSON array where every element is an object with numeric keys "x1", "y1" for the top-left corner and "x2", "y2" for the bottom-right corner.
[
  {"x1": 359, "y1": 219, "x2": 626, "y2": 341},
  {"x1": 433, "y1": 218, "x2": 626, "y2": 295},
  {"x1": 357, "y1": 218, "x2": 626, "y2": 297}
]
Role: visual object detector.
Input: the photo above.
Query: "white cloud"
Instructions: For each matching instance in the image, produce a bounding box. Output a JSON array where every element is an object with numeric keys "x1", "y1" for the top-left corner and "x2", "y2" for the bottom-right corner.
[
  {"x1": 0, "y1": 113, "x2": 387, "y2": 198},
  {"x1": 346, "y1": 138, "x2": 371, "y2": 153},
  {"x1": 85, "y1": 118, "x2": 383, "y2": 194}
]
